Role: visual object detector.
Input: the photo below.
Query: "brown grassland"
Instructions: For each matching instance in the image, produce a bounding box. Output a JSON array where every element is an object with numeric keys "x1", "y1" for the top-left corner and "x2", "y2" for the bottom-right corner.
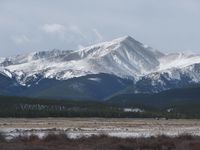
[{"x1": 0, "y1": 133, "x2": 200, "y2": 150}]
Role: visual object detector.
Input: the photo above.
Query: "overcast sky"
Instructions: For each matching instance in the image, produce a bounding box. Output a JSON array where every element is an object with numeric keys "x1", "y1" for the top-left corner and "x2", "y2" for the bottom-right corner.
[{"x1": 0, "y1": 0, "x2": 200, "y2": 57}]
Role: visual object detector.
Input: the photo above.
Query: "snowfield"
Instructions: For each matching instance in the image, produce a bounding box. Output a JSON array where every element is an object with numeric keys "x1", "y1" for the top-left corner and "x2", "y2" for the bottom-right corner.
[
  {"x1": 1, "y1": 118, "x2": 200, "y2": 140},
  {"x1": 1, "y1": 36, "x2": 199, "y2": 85}
]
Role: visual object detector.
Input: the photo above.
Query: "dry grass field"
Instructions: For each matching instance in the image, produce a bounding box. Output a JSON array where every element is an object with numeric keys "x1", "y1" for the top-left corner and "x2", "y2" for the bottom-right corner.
[
  {"x1": 0, "y1": 133, "x2": 200, "y2": 150},
  {"x1": 1, "y1": 118, "x2": 200, "y2": 138},
  {"x1": 1, "y1": 118, "x2": 200, "y2": 150}
]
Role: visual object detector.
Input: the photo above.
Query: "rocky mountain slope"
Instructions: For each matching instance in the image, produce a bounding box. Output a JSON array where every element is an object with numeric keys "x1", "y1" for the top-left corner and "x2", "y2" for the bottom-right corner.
[{"x1": 0, "y1": 36, "x2": 200, "y2": 100}]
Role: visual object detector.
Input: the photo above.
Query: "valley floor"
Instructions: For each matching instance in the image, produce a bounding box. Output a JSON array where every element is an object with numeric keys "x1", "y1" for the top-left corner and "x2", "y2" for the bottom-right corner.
[{"x1": 1, "y1": 118, "x2": 200, "y2": 139}]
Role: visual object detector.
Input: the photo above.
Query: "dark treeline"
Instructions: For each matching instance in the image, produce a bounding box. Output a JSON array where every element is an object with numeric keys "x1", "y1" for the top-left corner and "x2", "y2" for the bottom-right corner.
[
  {"x1": 0, "y1": 95, "x2": 200, "y2": 118},
  {"x1": 0, "y1": 96, "x2": 155, "y2": 118}
]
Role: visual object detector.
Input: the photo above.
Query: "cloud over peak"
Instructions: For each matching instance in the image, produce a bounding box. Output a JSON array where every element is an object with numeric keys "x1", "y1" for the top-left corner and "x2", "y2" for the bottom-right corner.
[
  {"x1": 11, "y1": 35, "x2": 30, "y2": 45},
  {"x1": 42, "y1": 24, "x2": 66, "y2": 34}
]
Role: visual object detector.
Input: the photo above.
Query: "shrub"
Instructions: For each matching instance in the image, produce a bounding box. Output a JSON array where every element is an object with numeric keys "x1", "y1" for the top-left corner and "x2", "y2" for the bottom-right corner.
[
  {"x1": 0, "y1": 132, "x2": 5, "y2": 142},
  {"x1": 43, "y1": 133, "x2": 69, "y2": 142}
]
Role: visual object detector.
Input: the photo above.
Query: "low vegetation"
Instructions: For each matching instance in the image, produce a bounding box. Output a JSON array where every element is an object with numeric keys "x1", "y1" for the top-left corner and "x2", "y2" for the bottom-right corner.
[
  {"x1": 0, "y1": 133, "x2": 200, "y2": 150},
  {"x1": 0, "y1": 132, "x2": 5, "y2": 142}
]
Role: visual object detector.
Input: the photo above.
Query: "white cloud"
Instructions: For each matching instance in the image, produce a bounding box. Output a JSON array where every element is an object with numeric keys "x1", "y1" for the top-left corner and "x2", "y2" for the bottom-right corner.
[
  {"x1": 42, "y1": 24, "x2": 66, "y2": 34},
  {"x1": 41, "y1": 24, "x2": 87, "y2": 41},
  {"x1": 1, "y1": 0, "x2": 200, "y2": 57},
  {"x1": 78, "y1": 45, "x2": 84, "y2": 49},
  {"x1": 11, "y1": 35, "x2": 30, "y2": 45},
  {"x1": 92, "y1": 28, "x2": 103, "y2": 41},
  {"x1": 68, "y1": 25, "x2": 88, "y2": 40}
]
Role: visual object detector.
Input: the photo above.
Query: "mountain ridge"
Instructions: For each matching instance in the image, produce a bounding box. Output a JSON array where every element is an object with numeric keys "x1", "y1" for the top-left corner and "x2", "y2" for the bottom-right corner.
[
  {"x1": 0, "y1": 35, "x2": 200, "y2": 100},
  {"x1": 0, "y1": 36, "x2": 161, "y2": 85}
]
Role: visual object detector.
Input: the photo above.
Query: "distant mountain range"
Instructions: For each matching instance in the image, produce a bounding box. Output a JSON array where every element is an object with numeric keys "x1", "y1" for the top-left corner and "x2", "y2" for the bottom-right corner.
[{"x1": 1, "y1": 36, "x2": 200, "y2": 100}]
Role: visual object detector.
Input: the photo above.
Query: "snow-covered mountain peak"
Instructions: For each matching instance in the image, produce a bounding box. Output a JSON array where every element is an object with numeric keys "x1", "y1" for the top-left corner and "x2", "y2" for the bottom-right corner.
[
  {"x1": 76, "y1": 35, "x2": 160, "y2": 61},
  {"x1": 74, "y1": 35, "x2": 161, "y2": 76},
  {"x1": 1, "y1": 35, "x2": 200, "y2": 87},
  {"x1": 0, "y1": 49, "x2": 74, "y2": 68},
  {"x1": 158, "y1": 52, "x2": 200, "y2": 71},
  {"x1": 30, "y1": 49, "x2": 73, "y2": 59},
  {"x1": 108, "y1": 35, "x2": 138, "y2": 44},
  {"x1": 75, "y1": 36, "x2": 134, "y2": 59},
  {"x1": 0, "y1": 36, "x2": 163, "y2": 85}
]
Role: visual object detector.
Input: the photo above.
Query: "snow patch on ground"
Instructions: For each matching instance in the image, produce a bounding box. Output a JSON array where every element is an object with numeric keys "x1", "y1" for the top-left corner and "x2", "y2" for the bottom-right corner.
[
  {"x1": 123, "y1": 108, "x2": 144, "y2": 113},
  {"x1": 87, "y1": 78, "x2": 101, "y2": 82},
  {"x1": 1, "y1": 126, "x2": 200, "y2": 140}
]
